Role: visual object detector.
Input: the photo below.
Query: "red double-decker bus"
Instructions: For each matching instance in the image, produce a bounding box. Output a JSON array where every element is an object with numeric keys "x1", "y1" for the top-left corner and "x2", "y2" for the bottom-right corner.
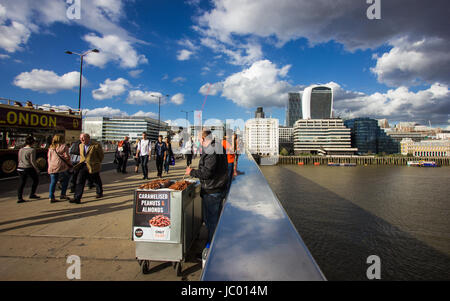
[{"x1": 0, "y1": 98, "x2": 82, "y2": 177}]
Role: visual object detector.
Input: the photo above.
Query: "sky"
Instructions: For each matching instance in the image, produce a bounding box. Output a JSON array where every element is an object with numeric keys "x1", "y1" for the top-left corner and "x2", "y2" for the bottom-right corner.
[{"x1": 0, "y1": 0, "x2": 449, "y2": 129}]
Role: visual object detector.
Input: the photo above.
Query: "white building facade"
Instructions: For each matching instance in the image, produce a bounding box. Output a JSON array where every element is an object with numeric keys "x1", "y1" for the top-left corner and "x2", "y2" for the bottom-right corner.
[
  {"x1": 82, "y1": 116, "x2": 168, "y2": 142},
  {"x1": 400, "y1": 138, "x2": 449, "y2": 157},
  {"x1": 245, "y1": 118, "x2": 279, "y2": 156},
  {"x1": 293, "y1": 119, "x2": 357, "y2": 155}
]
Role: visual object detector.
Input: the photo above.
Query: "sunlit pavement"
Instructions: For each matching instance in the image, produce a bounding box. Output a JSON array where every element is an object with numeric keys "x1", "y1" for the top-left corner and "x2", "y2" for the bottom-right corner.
[{"x1": 0, "y1": 157, "x2": 206, "y2": 281}]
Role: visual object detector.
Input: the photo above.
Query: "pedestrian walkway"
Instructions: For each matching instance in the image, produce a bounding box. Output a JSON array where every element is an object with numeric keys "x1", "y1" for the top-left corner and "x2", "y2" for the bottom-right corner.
[{"x1": 0, "y1": 158, "x2": 205, "y2": 281}]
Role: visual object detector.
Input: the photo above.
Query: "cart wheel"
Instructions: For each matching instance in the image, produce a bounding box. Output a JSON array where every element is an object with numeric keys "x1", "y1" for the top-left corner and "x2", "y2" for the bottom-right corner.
[
  {"x1": 175, "y1": 262, "x2": 182, "y2": 277},
  {"x1": 141, "y1": 260, "x2": 151, "y2": 274}
]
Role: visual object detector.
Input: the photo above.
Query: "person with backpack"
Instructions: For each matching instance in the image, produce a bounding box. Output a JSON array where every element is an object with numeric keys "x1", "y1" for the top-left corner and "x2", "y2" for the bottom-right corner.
[
  {"x1": 47, "y1": 134, "x2": 72, "y2": 203},
  {"x1": 17, "y1": 136, "x2": 41, "y2": 203},
  {"x1": 115, "y1": 136, "x2": 131, "y2": 174}
]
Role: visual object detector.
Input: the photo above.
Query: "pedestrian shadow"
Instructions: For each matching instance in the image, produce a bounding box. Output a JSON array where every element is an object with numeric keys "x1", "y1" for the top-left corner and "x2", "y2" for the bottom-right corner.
[
  {"x1": 180, "y1": 262, "x2": 202, "y2": 280},
  {"x1": 0, "y1": 200, "x2": 132, "y2": 233},
  {"x1": 147, "y1": 261, "x2": 173, "y2": 274}
]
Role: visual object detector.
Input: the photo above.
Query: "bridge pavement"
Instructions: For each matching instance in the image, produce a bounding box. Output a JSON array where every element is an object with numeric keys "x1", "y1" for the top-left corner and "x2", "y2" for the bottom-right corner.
[{"x1": 0, "y1": 157, "x2": 205, "y2": 281}]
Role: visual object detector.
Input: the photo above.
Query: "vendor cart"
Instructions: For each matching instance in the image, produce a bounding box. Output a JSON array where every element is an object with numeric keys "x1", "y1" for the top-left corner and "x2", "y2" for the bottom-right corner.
[{"x1": 132, "y1": 179, "x2": 202, "y2": 276}]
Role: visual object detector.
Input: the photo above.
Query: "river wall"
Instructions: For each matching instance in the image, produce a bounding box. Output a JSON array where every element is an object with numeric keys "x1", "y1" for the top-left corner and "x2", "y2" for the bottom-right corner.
[{"x1": 277, "y1": 156, "x2": 450, "y2": 166}]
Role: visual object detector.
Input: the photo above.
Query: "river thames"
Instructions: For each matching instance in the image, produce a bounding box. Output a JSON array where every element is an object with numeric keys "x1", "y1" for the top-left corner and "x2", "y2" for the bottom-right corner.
[{"x1": 260, "y1": 165, "x2": 450, "y2": 280}]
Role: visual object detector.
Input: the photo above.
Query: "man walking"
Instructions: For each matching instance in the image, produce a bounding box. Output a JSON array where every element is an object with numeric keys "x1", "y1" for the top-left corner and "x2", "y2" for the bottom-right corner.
[
  {"x1": 116, "y1": 136, "x2": 131, "y2": 174},
  {"x1": 154, "y1": 135, "x2": 167, "y2": 178},
  {"x1": 69, "y1": 134, "x2": 94, "y2": 193},
  {"x1": 72, "y1": 133, "x2": 104, "y2": 204},
  {"x1": 136, "y1": 132, "x2": 151, "y2": 180},
  {"x1": 185, "y1": 130, "x2": 228, "y2": 244}
]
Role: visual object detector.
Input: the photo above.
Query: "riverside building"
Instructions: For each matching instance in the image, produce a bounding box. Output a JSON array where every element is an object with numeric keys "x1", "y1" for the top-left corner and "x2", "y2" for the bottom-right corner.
[
  {"x1": 279, "y1": 126, "x2": 294, "y2": 154},
  {"x1": 245, "y1": 118, "x2": 279, "y2": 156},
  {"x1": 344, "y1": 118, "x2": 399, "y2": 155},
  {"x1": 286, "y1": 92, "x2": 302, "y2": 127},
  {"x1": 400, "y1": 138, "x2": 449, "y2": 157},
  {"x1": 302, "y1": 85, "x2": 333, "y2": 119},
  {"x1": 293, "y1": 119, "x2": 357, "y2": 155},
  {"x1": 82, "y1": 116, "x2": 168, "y2": 142}
]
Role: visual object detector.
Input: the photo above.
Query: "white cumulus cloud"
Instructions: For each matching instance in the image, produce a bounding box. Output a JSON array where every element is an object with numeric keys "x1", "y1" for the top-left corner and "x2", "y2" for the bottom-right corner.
[
  {"x1": 83, "y1": 107, "x2": 158, "y2": 119},
  {"x1": 177, "y1": 49, "x2": 194, "y2": 61},
  {"x1": 126, "y1": 91, "x2": 165, "y2": 105},
  {"x1": 371, "y1": 37, "x2": 450, "y2": 86},
  {"x1": 13, "y1": 69, "x2": 85, "y2": 93},
  {"x1": 83, "y1": 106, "x2": 128, "y2": 117},
  {"x1": 0, "y1": 0, "x2": 140, "y2": 54},
  {"x1": 83, "y1": 33, "x2": 148, "y2": 68},
  {"x1": 200, "y1": 60, "x2": 292, "y2": 108},
  {"x1": 332, "y1": 82, "x2": 450, "y2": 125},
  {"x1": 170, "y1": 93, "x2": 184, "y2": 105},
  {"x1": 199, "y1": 82, "x2": 224, "y2": 96},
  {"x1": 0, "y1": 4, "x2": 31, "y2": 53},
  {"x1": 132, "y1": 110, "x2": 158, "y2": 118},
  {"x1": 92, "y1": 78, "x2": 130, "y2": 100}
]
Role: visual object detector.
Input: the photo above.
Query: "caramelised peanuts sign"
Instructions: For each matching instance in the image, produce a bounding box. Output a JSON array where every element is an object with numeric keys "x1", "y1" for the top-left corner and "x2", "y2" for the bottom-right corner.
[{"x1": 133, "y1": 191, "x2": 171, "y2": 241}]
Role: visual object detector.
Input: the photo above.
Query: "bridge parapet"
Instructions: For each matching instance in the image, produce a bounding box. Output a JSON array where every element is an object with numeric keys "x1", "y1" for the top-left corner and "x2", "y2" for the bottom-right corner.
[{"x1": 201, "y1": 152, "x2": 326, "y2": 281}]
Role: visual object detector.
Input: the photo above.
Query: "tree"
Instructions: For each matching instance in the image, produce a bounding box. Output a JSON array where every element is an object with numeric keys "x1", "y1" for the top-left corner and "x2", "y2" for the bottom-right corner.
[{"x1": 280, "y1": 148, "x2": 289, "y2": 156}]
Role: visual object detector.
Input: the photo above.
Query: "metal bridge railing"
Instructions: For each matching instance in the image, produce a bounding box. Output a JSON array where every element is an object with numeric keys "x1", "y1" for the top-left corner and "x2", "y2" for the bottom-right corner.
[{"x1": 201, "y1": 152, "x2": 326, "y2": 281}]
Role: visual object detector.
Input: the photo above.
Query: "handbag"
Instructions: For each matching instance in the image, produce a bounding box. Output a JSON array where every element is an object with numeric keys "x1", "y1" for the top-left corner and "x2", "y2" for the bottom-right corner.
[
  {"x1": 170, "y1": 156, "x2": 175, "y2": 166},
  {"x1": 54, "y1": 149, "x2": 73, "y2": 171}
]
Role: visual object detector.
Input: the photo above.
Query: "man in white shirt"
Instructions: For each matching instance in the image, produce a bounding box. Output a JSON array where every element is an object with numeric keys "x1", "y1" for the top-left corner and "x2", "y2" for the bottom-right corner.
[{"x1": 136, "y1": 132, "x2": 151, "y2": 179}]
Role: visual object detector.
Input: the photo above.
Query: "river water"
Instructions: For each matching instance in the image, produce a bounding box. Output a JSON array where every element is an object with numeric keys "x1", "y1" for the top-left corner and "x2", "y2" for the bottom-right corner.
[{"x1": 260, "y1": 165, "x2": 450, "y2": 280}]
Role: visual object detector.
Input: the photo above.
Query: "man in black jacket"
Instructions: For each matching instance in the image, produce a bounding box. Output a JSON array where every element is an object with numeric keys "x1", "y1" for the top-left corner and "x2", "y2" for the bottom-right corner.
[
  {"x1": 185, "y1": 130, "x2": 228, "y2": 244},
  {"x1": 116, "y1": 136, "x2": 132, "y2": 173},
  {"x1": 154, "y1": 135, "x2": 167, "y2": 178}
]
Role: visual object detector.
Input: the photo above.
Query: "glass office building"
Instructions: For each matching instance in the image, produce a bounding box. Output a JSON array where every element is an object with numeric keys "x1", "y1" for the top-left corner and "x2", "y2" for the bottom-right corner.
[
  {"x1": 302, "y1": 86, "x2": 333, "y2": 119},
  {"x1": 255, "y1": 107, "x2": 265, "y2": 118},
  {"x1": 286, "y1": 92, "x2": 302, "y2": 127},
  {"x1": 344, "y1": 118, "x2": 400, "y2": 155}
]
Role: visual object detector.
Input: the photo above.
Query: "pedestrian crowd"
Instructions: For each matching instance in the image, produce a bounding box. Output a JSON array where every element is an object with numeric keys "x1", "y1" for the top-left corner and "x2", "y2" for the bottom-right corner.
[
  {"x1": 17, "y1": 133, "x2": 104, "y2": 204},
  {"x1": 16, "y1": 129, "x2": 243, "y2": 249}
]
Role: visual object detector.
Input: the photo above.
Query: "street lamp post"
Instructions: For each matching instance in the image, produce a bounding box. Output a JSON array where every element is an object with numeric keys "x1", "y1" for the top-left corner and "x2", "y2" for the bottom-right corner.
[
  {"x1": 181, "y1": 110, "x2": 193, "y2": 132},
  {"x1": 65, "y1": 49, "x2": 99, "y2": 114},
  {"x1": 150, "y1": 94, "x2": 169, "y2": 135}
]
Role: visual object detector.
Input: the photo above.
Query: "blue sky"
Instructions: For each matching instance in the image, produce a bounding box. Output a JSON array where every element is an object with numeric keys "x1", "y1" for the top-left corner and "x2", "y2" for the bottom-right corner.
[{"x1": 0, "y1": 0, "x2": 449, "y2": 128}]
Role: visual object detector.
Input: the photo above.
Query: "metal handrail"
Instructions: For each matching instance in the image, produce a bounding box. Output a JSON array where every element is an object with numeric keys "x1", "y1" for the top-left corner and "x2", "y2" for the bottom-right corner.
[
  {"x1": 0, "y1": 98, "x2": 81, "y2": 116},
  {"x1": 201, "y1": 152, "x2": 326, "y2": 281}
]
